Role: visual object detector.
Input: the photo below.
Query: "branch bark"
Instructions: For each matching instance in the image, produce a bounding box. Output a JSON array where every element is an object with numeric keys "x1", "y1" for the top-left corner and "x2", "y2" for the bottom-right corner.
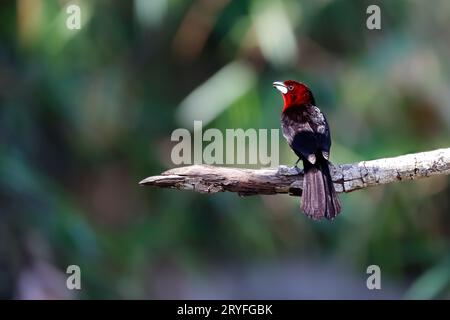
[{"x1": 139, "y1": 148, "x2": 450, "y2": 196}]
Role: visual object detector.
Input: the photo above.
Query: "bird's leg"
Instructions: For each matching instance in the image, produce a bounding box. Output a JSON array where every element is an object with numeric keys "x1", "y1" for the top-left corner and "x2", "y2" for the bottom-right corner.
[
  {"x1": 292, "y1": 158, "x2": 302, "y2": 173},
  {"x1": 278, "y1": 159, "x2": 303, "y2": 175}
]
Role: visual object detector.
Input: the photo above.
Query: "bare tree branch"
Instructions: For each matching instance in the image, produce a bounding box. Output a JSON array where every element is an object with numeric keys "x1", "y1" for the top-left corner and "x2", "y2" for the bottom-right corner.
[{"x1": 139, "y1": 148, "x2": 450, "y2": 196}]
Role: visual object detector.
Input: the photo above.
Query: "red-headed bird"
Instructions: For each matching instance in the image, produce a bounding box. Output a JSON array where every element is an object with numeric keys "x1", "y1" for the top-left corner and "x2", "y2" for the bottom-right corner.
[{"x1": 273, "y1": 80, "x2": 341, "y2": 220}]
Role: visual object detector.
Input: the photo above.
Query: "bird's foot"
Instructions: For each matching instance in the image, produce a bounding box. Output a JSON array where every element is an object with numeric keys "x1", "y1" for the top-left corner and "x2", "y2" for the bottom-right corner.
[
  {"x1": 291, "y1": 165, "x2": 303, "y2": 174},
  {"x1": 277, "y1": 165, "x2": 303, "y2": 175}
]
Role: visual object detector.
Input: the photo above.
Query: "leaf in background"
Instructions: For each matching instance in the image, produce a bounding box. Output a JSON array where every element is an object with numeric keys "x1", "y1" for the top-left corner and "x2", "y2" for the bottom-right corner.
[
  {"x1": 176, "y1": 60, "x2": 256, "y2": 127},
  {"x1": 404, "y1": 257, "x2": 450, "y2": 299},
  {"x1": 251, "y1": 0, "x2": 298, "y2": 67}
]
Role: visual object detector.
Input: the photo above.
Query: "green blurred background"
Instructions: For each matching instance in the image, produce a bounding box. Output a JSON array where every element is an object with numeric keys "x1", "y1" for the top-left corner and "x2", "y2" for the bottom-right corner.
[{"x1": 1, "y1": 0, "x2": 449, "y2": 299}]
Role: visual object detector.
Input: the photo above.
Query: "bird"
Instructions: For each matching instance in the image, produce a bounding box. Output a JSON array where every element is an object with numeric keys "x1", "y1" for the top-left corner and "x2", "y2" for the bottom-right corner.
[{"x1": 273, "y1": 80, "x2": 341, "y2": 220}]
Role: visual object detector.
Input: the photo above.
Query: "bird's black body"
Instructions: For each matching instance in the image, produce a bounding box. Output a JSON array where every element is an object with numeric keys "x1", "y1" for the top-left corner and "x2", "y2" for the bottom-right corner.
[{"x1": 281, "y1": 103, "x2": 341, "y2": 220}]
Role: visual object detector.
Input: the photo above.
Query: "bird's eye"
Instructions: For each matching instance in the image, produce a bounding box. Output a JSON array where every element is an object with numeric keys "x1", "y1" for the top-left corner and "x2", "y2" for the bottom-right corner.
[{"x1": 288, "y1": 85, "x2": 294, "y2": 91}]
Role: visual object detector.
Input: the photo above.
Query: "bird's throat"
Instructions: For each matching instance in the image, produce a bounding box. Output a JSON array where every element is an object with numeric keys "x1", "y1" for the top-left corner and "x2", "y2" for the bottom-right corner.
[{"x1": 282, "y1": 102, "x2": 303, "y2": 112}]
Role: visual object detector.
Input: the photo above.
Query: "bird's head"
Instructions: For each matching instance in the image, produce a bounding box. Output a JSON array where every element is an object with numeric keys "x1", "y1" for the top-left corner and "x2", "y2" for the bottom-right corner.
[{"x1": 273, "y1": 80, "x2": 315, "y2": 111}]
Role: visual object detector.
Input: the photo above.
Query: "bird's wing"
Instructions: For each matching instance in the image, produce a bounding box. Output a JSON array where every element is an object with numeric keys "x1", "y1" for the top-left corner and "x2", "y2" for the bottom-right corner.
[
  {"x1": 309, "y1": 106, "x2": 331, "y2": 155},
  {"x1": 282, "y1": 106, "x2": 331, "y2": 162},
  {"x1": 318, "y1": 113, "x2": 331, "y2": 156},
  {"x1": 282, "y1": 112, "x2": 318, "y2": 161}
]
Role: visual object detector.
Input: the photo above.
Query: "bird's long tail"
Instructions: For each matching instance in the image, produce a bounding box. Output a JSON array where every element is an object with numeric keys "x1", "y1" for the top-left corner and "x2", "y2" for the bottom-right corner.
[{"x1": 301, "y1": 157, "x2": 341, "y2": 220}]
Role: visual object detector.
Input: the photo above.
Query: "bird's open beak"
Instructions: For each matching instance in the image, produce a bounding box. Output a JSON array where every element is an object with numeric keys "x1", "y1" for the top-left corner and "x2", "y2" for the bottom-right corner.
[{"x1": 273, "y1": 81, "x2": 288, "y2": 94}]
